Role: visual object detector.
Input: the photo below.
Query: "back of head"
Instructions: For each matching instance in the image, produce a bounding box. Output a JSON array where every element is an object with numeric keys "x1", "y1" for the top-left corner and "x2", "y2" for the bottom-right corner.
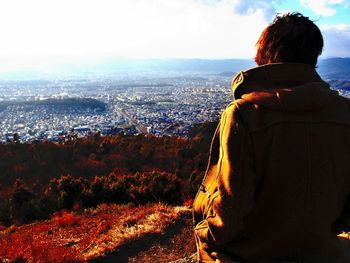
[{"x1": 255, "y1": 12, "x2": 323, "y2": 67}]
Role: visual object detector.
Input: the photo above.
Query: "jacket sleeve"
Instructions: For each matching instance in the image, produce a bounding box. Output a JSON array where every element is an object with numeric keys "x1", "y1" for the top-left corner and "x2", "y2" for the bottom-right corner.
[{"x1": 194, "y1": 103, "x2": 255, "y2": 251}]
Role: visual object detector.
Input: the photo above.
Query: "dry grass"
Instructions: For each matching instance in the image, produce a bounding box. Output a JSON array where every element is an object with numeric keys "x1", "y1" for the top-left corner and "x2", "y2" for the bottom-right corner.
[
  {"x1": 127, "y1": 209, "x2": 196, "y2": 263},
  {"x1": 2, "y1": 203, "x2": 346, "y2": 263},
  {"x1": 0, "y1": 203, "x2": 191, "y2": 263},
  {"x1": 81, "y1": 205, "x2": 189, "y2": 260}
]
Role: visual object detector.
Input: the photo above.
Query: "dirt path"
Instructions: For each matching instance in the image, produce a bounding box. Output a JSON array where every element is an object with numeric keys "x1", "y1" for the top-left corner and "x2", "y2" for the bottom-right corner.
[{"x1": 93, "y1": 210, "x2": 196, "y2": 263}]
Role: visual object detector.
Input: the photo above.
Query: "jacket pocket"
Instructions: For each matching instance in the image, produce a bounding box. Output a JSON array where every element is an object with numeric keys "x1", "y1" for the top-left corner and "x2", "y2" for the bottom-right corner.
[
  {"x1": 194, "y1": 166, "x2": 219, "y2": 222},
  {"x1": 203, "y1": 190, "x2": 220, "y2": 219},
  {"x1": 193, "y1": 187, "x2": 207, "y2": 222}
]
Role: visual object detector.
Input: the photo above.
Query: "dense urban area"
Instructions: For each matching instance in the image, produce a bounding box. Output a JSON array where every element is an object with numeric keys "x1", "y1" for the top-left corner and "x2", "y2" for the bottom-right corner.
[
  {"x1": 0, "y1": 72, "x2": 349, "y2": 143},
  {"x1": 0, "y1": 73, "x2": 233, "y2": 142}
]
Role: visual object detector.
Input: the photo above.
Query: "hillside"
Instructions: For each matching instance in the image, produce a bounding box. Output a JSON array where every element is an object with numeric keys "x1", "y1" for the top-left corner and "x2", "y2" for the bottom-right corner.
[
  {"x1": 0, "y1": 127, "x2": 212, "y2": 262},
  {"x1": 0, "y1": 124, "x2": 217, "y2": 228},
  {"x1": 0, "y1": 203, "x2": 195, "y2": 263}
]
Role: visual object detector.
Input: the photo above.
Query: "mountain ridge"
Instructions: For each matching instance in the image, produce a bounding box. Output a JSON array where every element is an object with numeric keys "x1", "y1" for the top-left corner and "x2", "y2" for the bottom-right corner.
[{"x1": 1, "y1": 57, "x2": 349, "y2": 80}]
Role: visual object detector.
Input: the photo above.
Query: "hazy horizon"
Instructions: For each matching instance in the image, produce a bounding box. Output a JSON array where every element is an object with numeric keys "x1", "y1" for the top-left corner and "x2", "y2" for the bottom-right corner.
[{"x1": 0, "y1": 57, "x2": 349, "y2": 82}]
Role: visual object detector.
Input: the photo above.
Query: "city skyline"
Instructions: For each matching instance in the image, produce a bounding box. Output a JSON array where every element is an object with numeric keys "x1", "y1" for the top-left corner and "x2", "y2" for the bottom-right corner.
[{"x1": 0, "y1": 0, "x2": 349, "y2": 72}]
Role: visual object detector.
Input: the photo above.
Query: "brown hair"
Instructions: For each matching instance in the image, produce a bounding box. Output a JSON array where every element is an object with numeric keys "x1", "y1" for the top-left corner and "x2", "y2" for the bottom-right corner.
[{"x1": 255, "y1": 12, "x2": 323, "y2": 67}]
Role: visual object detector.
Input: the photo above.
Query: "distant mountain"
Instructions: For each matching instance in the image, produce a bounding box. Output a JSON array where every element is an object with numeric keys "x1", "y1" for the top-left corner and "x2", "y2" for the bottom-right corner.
[
  {"x1": 317, "y1": 58, "x2": 350, "y2": 79},
  {"x1": 65, "y1": 57, "x2": 350, "y2": 78},
  {"x1": 0, "y1": 57, "x2": 349, "y2": 80},
  {"x1": 39, "y1": 57, "x2": 350, "y2": 79},
  {"x1": 78, "y1": 58, "x2": 256, "y2": 75}
]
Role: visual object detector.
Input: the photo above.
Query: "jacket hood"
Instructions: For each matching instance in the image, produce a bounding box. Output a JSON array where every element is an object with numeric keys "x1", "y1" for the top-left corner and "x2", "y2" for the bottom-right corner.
[{"x1": 232, "y1": 63, "x2": 338, "y2": 111}]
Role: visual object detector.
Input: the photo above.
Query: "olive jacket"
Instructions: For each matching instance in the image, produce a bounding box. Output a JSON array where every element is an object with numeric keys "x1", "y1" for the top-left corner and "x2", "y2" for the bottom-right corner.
[{"x1": 193, "y1": 63, "x2": 350, "y2": 263}]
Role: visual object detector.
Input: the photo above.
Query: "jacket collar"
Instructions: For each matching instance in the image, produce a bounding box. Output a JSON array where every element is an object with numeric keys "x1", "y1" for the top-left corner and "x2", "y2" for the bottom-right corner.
[
  {"x1": 231, "y1": 63, "x2": 339, "y2": 111},
  {"x1": 232, "y1": 63, "x2": 326, "y2": 99}
]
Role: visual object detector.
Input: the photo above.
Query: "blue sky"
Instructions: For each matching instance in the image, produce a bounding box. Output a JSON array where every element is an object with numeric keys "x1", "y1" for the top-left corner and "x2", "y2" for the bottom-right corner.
[
  {"x1": 277, "y1": 0, "x2": 348, "y2": 23},
  {"x1": 0, "y1": 0, "x2": 348, "y2": 72}
]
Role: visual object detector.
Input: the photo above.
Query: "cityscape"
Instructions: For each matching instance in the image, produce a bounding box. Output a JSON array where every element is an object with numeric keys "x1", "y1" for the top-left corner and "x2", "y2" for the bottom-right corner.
[
  {"x1": 0, "y1": 73, "x2": 233, "y2": 143},
  {"x1": 0, "y1": 69, "x2": 349, "y2": 143}
]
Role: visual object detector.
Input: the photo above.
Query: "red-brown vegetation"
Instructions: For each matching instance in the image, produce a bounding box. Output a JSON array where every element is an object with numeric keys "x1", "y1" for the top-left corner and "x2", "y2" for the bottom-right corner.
[
  {"x1": 0, "y1": 203, "x2": 191, "y2": 263},
  {"x1": 0, "y1": 124, "x2": 216, "y2": 227},
  {"x1": 53, "y1": 210, "x2": 81, "y2": 227},
  {"x1": 0, "y1": 123, "x2": 216, "y2": 262}
]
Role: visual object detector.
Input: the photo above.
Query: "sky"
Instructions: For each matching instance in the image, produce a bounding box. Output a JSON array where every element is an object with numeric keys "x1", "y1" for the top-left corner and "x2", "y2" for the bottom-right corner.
[{"x1": 0, "y1": 0, "x2": 349, "y2": 72}]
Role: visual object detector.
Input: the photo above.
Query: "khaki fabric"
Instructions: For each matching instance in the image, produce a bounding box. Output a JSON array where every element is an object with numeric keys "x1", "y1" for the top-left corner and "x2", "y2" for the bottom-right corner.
[{"x1": 193, "y1": 63, "x2": 350, "y2": 263}]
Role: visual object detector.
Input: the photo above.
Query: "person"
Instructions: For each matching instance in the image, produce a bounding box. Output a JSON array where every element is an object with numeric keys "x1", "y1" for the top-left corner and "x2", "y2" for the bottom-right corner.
[{"x1": 193, "y1": 12, "x2": 350, "y2": 263}]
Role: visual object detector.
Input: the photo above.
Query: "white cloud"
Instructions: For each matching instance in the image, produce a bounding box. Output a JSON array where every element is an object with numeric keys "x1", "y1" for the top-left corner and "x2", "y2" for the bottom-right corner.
[
  {"x1": 321, "y1": 24, "x2": 350, "y2": 31},
  {"x1": 0, "y1": 0, "x2": 273, "y2": 71},
  {"x1": 300, "y1": 0, "x2": 346, "y2": 16},
  {"x1": 320, "y1": 24, "x2": 350, "y2": 57},
  {"x1": 0, "y1": 0, "x2": 348, "y2": 71},
  {"x1": 232, "y1": 0, "x2": 282, "y2": 20},
  {"x1": 199, "y1": 0, "x2": 281, "y2": 20}
]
